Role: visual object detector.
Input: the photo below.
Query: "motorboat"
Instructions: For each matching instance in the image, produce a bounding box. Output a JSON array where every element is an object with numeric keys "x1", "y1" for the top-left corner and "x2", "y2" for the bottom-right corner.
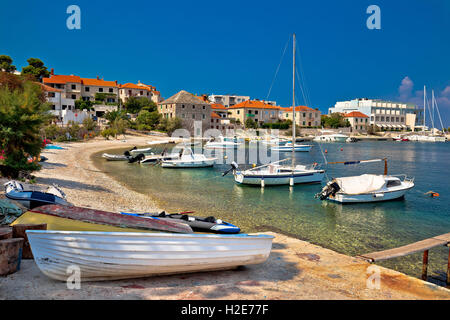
[
  {"x1": 129, "y1": 147, "x2": 152, "y2": 154},
  {"x1": 11, "y1": 204, "x2": 192, "y2": 233},
  {"x1": 4, "y1": 180, "x2": 70, "y2": 209},
  {"x1": 27, "y1": 230, "x2": 274, "y2": 281},
  {"x1": 313, "y1": 131, "x2": 349, "y2": 143},
  {"x1": 120, "y1": 211, "x2": 240, "y2": 234},
  {"x1": 271, "y1": 142, "x2": 312, "y2": 152},
  {"x1": 224, "y1": 160, "x2": 325, "y2": 186},
  {"x1": 204, "y1": 135, "x2": 243, "y2": 149},
  {"x1": 315, "y1": 158, "x2": 414, "y2": 203},
  {"x1": 102, "y1": 153, "x2": 131, "y2": 161},
  {"x1": 161, "y1": 146, "x2": 217, "y2": 168}
]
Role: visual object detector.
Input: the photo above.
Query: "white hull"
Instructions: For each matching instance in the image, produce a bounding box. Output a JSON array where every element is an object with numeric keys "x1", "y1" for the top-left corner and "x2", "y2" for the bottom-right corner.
[
  {"x1": 234, "y1": 170, "x2": 324, "y2": 185},
  {"x1": 313, "y1": 135, "x2": 348, "y2": 143},
  {"x1": 102, "y1": 153, "x2": 130, "y2": 161},
  {"x1": 27, "y1": 230, "x2": 274, "y2": 282},
  {"x1": 271, "y1": 144, "x2": 312, "y2": 152},
  {"x1": 161, "y1": 159, "x2": 216, "y2": 168},
  {"x1": 130, "y1": 148, "x2": 152, "y2": 154},
  {"x1": 330, "y1": 186, "x2": 413, "y2": 203},
  {"x1": 204, "y1": 143, "x2": 241, "y2": 149}
]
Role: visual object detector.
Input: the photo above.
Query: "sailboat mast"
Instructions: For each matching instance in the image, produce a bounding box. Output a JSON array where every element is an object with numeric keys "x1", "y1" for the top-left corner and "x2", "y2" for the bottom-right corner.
[
  {"x1": 423, "y1": 85, "x2": 426, "y2": 132},
  {"x1": 292, "y1": 33, "x2": 296, "y2": 167},
  {"x1": 432, "y1": 89, "x2": 435, "y2": 136}
]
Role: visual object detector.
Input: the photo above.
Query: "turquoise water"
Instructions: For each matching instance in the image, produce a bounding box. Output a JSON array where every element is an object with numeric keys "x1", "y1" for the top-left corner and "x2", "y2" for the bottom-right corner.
[{"x1": 93, "y1": 141, "x2": 450, "y2": 284}]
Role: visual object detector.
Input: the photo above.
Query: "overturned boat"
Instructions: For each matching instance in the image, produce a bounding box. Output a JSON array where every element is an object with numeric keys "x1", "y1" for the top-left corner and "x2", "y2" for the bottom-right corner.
[
  {"x1": 4, "y1": 181, "x2": 70, "y2": 209},
  {"x1": 315, "y1": 158, "x2": 414, "y2": 203},
  {"x1": 27, "y1": 230, "x2": 274, "y2": 281},
  {"x1": 120, "y1": 211, "x2": 240, "y2": 234},
  {"x1": 11, "y1": 204, "x2": 193, "y2": 233}
]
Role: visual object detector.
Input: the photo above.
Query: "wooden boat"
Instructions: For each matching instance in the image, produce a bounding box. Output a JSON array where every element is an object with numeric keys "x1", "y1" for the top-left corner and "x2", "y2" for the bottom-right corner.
[
  {"x1": 4, "y1": 180, "x2": 70, "y2": 209},
  {"x1": 120, "y1": 211, "x2": 240, "y2": 234},
  {"x1": 27, "y1": 230, "x2": 274, "y2": 281},
  {"x1": 11, "y1": 204, "x2": 193, "y2": 233}
]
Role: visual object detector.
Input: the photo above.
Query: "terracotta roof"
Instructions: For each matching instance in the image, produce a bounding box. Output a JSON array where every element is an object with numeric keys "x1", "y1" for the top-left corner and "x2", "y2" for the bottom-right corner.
[
  {"x1": 211, "y1": 112, "x2": 221, "y2": 119},
  {"x1": 344, "y1": 111, "x2": 369, "y2": 118},
  {"x1": 282, "y1": 106, "x2": 316, "y2": 112},
  {"x1": 81, "y1": 78, "x2": 118, "y2": 87},
  {"x1": 38, "y1": 83, "x2": 62, "y2": 92},
  {"x1": 42, "y1": 74, "x2": 81, "y2": 84},
  {"x1": 228, "y1": 100, "x2": 281, "y2": 110},
  {"x1": 211, "y1": 103, "x2": 227, "y2": 110},
  {"x1": 120, "y1": 83, "x2": 152, "y2": 91},
  {"x1": 161, "y1": 90, "x2": 210, "y2": 105}
]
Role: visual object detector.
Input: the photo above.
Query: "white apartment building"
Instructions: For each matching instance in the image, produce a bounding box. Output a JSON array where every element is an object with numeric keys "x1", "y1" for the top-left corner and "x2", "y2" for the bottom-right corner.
[
  {"x1": 208, "y1": 94, "x2": 250, "y2": 107},
  {"x1": 329, "y1": 98, "x2": 424, "y2": 130}
]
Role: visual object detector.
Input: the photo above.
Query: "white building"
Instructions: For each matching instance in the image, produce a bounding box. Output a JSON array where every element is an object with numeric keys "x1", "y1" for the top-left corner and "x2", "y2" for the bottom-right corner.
[
  {"x1": 208, "y1": 94, "x2": 250, "y2": 107},
  {"x1": 329, "y1": 98, "x2": 424, "y2": 130}
]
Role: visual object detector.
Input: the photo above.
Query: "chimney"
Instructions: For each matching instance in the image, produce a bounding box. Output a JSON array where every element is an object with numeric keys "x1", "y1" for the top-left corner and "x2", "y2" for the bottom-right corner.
[
  {"x1": 50, "y1": 68, "x2": 54, "y2": 75},
  {"x1": 97, "y1": 75, "x2": 99, "y2": 80},
  {"x1": 115, "y1": 80, "x2": 118, "y2": 85}
]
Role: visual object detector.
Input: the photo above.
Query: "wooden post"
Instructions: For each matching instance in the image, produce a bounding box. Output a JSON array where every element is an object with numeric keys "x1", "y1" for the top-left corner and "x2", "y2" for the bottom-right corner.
[
  {"x1": 447, "y1": 245, "x2": 450, "y2": 286},
  {"x1": 12, "y1": 224, "x2": 47, "y2": 259},
  {"x1": 0, "y1": 238, "x2": 24, "y2": 276},
  {"x1": 422, "y1": 250, "x2": 429, "y2": 281},
  {"x1": 0, "y1": 227, "x2": 12, "y2": 240}
]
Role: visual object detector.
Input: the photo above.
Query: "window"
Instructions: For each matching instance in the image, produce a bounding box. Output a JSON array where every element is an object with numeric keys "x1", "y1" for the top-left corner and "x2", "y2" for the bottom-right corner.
[
  {"x1": 182, "y1": 105, "x2": 185, "y2": 108},
  {"x1": 71, "y1": 84, "x2": 76, "y2": 90},
  {"x1": 192, "y1": 105, "x2": 195, "y2": 109},
  {"x1": 71, "y1": 94, "x2": 76, "y2": 99},
  {"x1": 386, "y1": 180, "x2": 401, "y2": 187},
  {"x1": 85, "y1": 87, "x2": 90, "y2": 92},
  {"x1": 255, "y1": 110, "x2": 258, "y2": 115},
  {"x1": 203, "y1": 106, "x2": 205, "y2": 110},
  {"x1": 365, "y1": 118, "x2": 368, "y2": 123},
  {"x1": 48, "y1": 92, "x2": 55, "y2": 98},
  {"x1": 237, "y1": 110, "x2": 240, "y2": 114},
  {"x1": 303, "y1": 113, "x2": 306, "y2": 117},
  {"x1": 401, "y1": 117, "x2": 404, "y2": 122},
  {"x1": 381, "y1": 116, "x2": 384, "y2": 121},
  {"x1": 376, "y1": 116, "x2": 380, "y2": 121},
  {"x1": 202, "y1": 114, "x2": 205, "y2": 120},
  {"x1": 396, "y1": 117, "x2": 399, "y2": 122},
  {"x1": 302, "y1": 121, "x2": 305, "y2": 126},
  {"x1": 181, "y1": 114, "x2": 185, "y2": 118},
  {"x1": 140, "y1": 91, "x2": 143, "y2": 95},
  {"x1": 99, "y1": 88, "x2": 103, "y2": 92},
  {"x1": 355, "y1": 118, "x2": 358, "y2": 123},
  {"x1": 192, "y1": 114, "x2": 195, "y2": 119},
  {"x1": 51, "y1": 105, "x2": 55, "y2": 110},
  {"x1": 109, "y1": 88, "x2": 113, "y2": 93}
]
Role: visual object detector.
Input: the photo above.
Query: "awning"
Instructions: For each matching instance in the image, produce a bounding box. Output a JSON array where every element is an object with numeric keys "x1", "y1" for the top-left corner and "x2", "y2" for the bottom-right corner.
[
  {"x1": 376, "y1": 124, "x2": 382, "y2": 127},
  {"x1": 401, "y1": 124, "x2": 407, "y2": 128}
]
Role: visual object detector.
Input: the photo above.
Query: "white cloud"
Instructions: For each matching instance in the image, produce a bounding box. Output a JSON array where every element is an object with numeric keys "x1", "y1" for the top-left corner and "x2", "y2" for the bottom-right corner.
[{"x1": 398, "y1": 76, "x2": 414, "y2": 100}]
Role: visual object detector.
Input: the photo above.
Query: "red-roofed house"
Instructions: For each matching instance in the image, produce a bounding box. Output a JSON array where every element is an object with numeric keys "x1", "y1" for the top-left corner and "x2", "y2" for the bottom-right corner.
[
  {"x1": 344, "y1": 111, "x2": 369, "y2": 131},
  {"x1": 119, "y1": 81, "x2": 161, "y2": 104},
  {"x1": 43, "y1": 73, "x2": 82, "y2": 101},
  {"x1": 227, "y1": 100, "x2": 282, "y2": 126},
  {"x1": 280, "y1": 106, "x2": 321, "y2": 127}
]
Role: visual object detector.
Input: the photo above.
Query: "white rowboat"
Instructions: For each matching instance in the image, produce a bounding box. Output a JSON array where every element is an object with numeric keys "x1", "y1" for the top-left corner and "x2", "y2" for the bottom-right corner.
[{"x1": 27, "y1": 230, "x2": 274, "y2": 282}]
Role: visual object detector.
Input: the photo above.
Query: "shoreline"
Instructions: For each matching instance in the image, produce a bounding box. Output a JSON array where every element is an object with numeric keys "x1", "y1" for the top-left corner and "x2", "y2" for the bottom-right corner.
[{"x1": 1, "y1": 135, "x2": 449, "y2": 299}]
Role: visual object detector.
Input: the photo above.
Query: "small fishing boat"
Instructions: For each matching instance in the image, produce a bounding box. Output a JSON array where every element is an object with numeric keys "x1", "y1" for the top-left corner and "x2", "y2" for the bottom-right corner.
[
  {"x1": 120, "y1": 211, "x2": 240, "y2": 234},
  {"x1": 271, "y1": 142, "x2": 312, "y2": 152},
  {"x1": 315, "y1": 158, "x2": 415, "y2": 203},
  {"x1": 102, "y1": 153, "x2": 131, "y2": 161},
  {"x1": 11, "y1": 204, "x2": 193, "y2": 233},
  {"x1": 224, "y1": 160, "x2": 324, "y2": 186},
  {"x1": 27, "y1": 230, "x2": 274, "y2": 281},
  {"x1": 129, "y1": 147, "x2": 152, "y2": 154},
  {"x1": 4, "y1": 181, "x2": 70, "y2": 209},
  {"x1": 313, "y1": 132, "x2": 349, "y2": 143},
  {"x1": 161, "y1": 146, "x2": 216, "y2": 168},
  {"x1": 204, "y1": 136, "x2": 243, "y2": 149}
]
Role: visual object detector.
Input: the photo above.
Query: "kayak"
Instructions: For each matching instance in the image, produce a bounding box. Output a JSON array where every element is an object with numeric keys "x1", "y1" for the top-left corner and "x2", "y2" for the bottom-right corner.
[{"x1": 120, "y1": 211, "x2": 241, "y2": 234}]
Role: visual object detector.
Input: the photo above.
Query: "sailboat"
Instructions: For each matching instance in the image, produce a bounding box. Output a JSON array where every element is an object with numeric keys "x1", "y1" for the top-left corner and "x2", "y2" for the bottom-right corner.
[
  {"x1": 409, "y1": 86, "x2": 446, "y2": 142},
  {"x1": 315, "y1": 158, "x2": 415, "y2": 203},
  {"x1": 223, "y1": 33, "x2": 325, "y2": 186}
]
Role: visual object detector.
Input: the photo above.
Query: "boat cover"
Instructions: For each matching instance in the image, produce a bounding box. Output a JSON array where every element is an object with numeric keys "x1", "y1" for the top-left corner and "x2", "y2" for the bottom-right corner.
[{"x1": 335, "y1": 174, "x2": 385, "y2": 195}]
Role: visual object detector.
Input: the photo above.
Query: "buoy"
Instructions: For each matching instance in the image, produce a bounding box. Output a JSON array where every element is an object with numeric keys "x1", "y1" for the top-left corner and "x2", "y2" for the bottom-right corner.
[
  {"x1": 252, "y1": 163, "x2": 256, "y2": 168},
  {"x1": 425, "y1": 191, "x2": 440, "y2": 198},
  {"x1": 289, "y1": 177, "x2": 294, "y2": 186},
  {"x1": 224, "y1": 155, "x2": 228, "y2": 159},
  {"x1": 261, "y1": 178, "x2": 265, "y2": 188},
  {"x1": 340, "y1": 148, "x2": 343, "y2": 151},
  {"x1": 325, "y1": 149, "x2": 328, "y2": 153}
]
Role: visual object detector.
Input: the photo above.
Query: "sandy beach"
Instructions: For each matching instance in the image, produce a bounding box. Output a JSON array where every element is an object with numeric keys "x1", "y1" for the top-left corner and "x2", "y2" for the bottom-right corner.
[{"x1": 1, "y1": 133, "x2": 450, "y2": 300}]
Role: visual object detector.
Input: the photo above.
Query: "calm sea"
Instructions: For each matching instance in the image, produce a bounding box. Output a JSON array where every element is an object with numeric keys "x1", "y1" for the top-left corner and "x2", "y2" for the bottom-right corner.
[{"x1": 93, "y1": 141, "x2": 450, "y2": 285}]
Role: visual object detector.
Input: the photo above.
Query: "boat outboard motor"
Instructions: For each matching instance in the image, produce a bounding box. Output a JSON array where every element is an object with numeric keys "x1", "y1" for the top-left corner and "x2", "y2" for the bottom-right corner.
[
  {"x1": 128, "y1": 153, "x2": 146, "y2": 163},
  {"x1": 315, "y1": 180, "x2": 340, "y2": 200},
  {"x1": 124, "y1": 150, "x2": 131, "y2": 157},
  {"x1": 222, "y1": 161, "x2": 239, "y2": 177}
]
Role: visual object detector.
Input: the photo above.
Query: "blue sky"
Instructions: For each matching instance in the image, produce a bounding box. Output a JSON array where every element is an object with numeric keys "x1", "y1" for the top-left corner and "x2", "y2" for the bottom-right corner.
[{"x1": 1, "y1": 0, "x2": 449, "y2": 126}]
